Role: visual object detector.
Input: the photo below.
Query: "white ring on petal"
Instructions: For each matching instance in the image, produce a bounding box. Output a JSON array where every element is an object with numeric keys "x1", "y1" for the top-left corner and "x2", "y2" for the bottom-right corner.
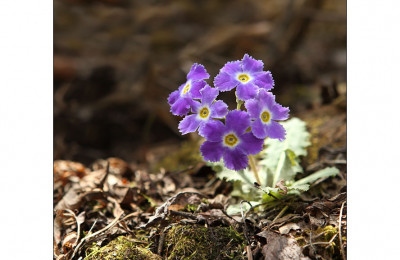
[
  {"x1": 236, "y1": 72, "x2": 252, "y2": 84},
  {"x1": 196, "y1": 104, "x2": 211, "y2": 121},
  {"x1": 222, "y1": 132, "x2": 241, "y2": 149},
  {"x1": 180, "y1": 80, "x2": 192, "y2": 96},
  {"x1": 260, "y1": 108, "x2": 273, "y2": 125}
]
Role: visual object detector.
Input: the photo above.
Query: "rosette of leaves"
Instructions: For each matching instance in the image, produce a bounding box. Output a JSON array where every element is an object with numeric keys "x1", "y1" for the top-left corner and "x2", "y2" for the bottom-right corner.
[{"x1": 208, "y1": 117, "x2": 339, "y2": 214}]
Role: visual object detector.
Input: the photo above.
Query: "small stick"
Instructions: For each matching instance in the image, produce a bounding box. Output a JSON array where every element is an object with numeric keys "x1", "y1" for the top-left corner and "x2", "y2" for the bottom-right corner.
[
  {"x1": 169, "y1": 210, "x2": 197, "y2": 220},
  {"x1": 271, "y1": 205, "x2": 288, "y2": 224},
  {"x1": 158, "y1": 232, "x2": 166, "y2": 255},
  {"x1": 98, "y1": 160, "x2": 110, "y2": 189},
  {"x1": 327, "y1": 233, "x2": 338, "y2": 248},
  {"x1": 246, "y1": 245, "x2": 253, "y2": 260},
  {"x1": 71, "y1": 211, "x2": 123, "y2": 259},
  {"x1": 338, "y1": 201, "x2": 346, "y2": 260},
  {"x1": 303, "y1": 242, "x2": 332, "y2": 248},
  {"x1": 87, "y1": 219, "x2": 98, "y2": 235},
  {"x1": 221, "y1": 208, "x2": 239, "y2": 224},
  {"x1": 64, "y1": 209, "x2": 81, "y2": 248},
  {"x1": 309, "y1": 229, "x2": 316, "y2": 253},
  {"x1": 240, "y1": 200, "x2": 253, "y2": 245},
  {"x1": 248, "y1": 155, "x2": 262, "y2": 185}
]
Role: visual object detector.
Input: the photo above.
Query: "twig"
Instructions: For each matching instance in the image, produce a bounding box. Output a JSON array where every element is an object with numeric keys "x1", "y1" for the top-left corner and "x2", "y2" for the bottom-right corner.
[
  {"x1": 246, "y1": 245, "x2": 253, "y2": 260},
  {"x1": 309, "y1": 229, "x2": 316, "y2": 253},
  {"x1": 327, "y1": 233, "x2": 338, "y2": 248},
  {"x1": 240, "y1": 200, "x2": 253, "y2": 245},
  {"x1": 71, "y1": 211, "x2": 123, "y2": 259},
  {"x1": 303, "y1": 242, "x2": 332, "y2": 248},
  {"x1": 158, "y1": 232, "x2": 166, "y2": 255},
  {"x1": 64, "y1": 209, "x2": 81, "y2": 248},
  {"x1": 221, "y1": 209, "x2": 239, "y2": 224},
  {"x1": 98, "y1": 160, "x2": 110, "y2": 189},
  {"x1": 271, "y1": 205, "x2": 288, "y2": 224},
  {"x1": 338, "y1": 201, "x2": 346, "y2": 260},
  {"x1": 248, "y1": 155, "x2": 261, "y2": 185},
  {"x1": 87, "y1": 219, "x2": 98, "y2": 235},
  {"x1": 169, "y1": 210, "x2": 197, "y2": 220}
]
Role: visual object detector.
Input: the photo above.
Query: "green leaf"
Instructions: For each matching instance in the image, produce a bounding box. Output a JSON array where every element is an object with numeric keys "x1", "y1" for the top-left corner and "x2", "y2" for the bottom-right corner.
[
  {"x1": 226, "y1": 200, "x2": 259, "y2": 215},
  {"x1": 288, "y1": 183, "x2": 310, "y2": 191},
  {"x1": 209, "y1": 161, "x2": 256, "y2": 186},
  {"x1": 292, "y1": 167, "x2": 340, "y2": 187},
  {"x1": 259, "y1": 117, "x2": 311, "y2": 186}
]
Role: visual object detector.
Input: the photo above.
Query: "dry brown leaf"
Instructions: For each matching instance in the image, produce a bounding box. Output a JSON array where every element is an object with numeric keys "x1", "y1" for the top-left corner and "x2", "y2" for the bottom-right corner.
[
  {"x1": 62, "y1": 231, "x2": 78, "y2": 253},
  {"x1": 279, "y1": 223, "x2": 301, "y2": 235},
  {"x1": 258, "y1": 230, "x2": 310, "y2": 260}
]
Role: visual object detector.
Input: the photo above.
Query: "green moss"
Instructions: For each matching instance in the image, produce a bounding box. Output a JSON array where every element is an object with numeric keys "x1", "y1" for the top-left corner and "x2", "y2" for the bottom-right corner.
[
  {"x1": 320, "y1": 225, "x2": 338, "y2": 241},
  {"x1": 85, "y1": 236, "x2": 161, "y2": 260},
  {"x1": 183, "y1": 204, "x2": 199, "y2": 212},
  {"x1": 164, "y1": 224, "x2": 245, "y2": 260}
]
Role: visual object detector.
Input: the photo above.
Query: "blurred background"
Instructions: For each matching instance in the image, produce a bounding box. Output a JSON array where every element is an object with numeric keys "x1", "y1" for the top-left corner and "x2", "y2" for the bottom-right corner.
[{"x1": 54, "y1": 0, "x2": 346, "y2": 167}]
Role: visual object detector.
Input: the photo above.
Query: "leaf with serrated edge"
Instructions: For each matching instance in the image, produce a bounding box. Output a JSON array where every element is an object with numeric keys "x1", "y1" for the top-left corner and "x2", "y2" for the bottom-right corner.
[
  {"x1": 259, "y1": 117, "x2": 311, "y2": 186},
  {"x1": 292, "y1": 167, "x2": 339, "y2": 187}
]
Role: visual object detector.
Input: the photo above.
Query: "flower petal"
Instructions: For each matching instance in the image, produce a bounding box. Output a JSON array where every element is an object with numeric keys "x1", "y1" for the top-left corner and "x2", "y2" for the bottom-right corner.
[
  {"x1": 244, "y1": 98, "x2": 261, "y2": 119},
  {"x1": 257, "y1": 89, "x2": 275, "y2": 111},
  {"x1": 236, "y1": 83, "x2": 258, "y2": 100},
  {"x1": 210, "y1": 100, "x2": 228, "y2": 118},
  {"x1": 170, "y1": 97, "x2": 191, "y2": 116},
  {"x1": 225, "y1": 110, "x2": 250, "y2": 135},
  {"x1": 178, "y1": 114, "x2": 201, "y2": 134},
  {"x1": 251, "y1": 119, "x2": 268, "y2": 139},
  {"x1": 187, "y1": 63, "x2": 210, "y2": 81},
  {"x1": 200, "y1": 141, "x2": 224, "y2": 162},
  {"x1": 190, "y1": 100, "x2": 202, "y2": 113},
  {"x1": 223, "y1": 149, "x2": 249, "y2": 171},
  {"x1": 199, "y1": 120, "x2": 225, "y2": 141},
  {"x1": 265, "y1": 121, "x2": 287, "y2": 141},
  {"x1": 221, "y1": 60, "x2": 242, "y2": 74},
  {"x1": 189, "y1": 80, "x2": 207, "y2": 99},
  {"x1": 271, "y1": 103, "x2": 290, "y2": 121},
  {"x1": 200, "y1": 85, "x2": 219, "y2": 105},
  {"x1": 258, "y1": 90, "x2": 289, "y2": 121},
  {"x1": 242, "y1": 54, "x2": 264, "y2": 73},
  {"x1": 214, "y1": 72, "x2": 238, "y2": 92},
  {"x1": 237, "y1": 132, "x2": 264, "y2": 155},
  {"x1": 253, "y1": 71, "x2": 274, "y2": 91},
  {"x1": 168, "y1": 90, "x2": 180, "y2": 106}
]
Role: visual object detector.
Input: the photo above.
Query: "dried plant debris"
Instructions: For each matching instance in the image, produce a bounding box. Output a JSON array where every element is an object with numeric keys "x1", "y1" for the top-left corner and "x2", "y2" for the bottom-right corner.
[
  {"x1": 53, "y1": 99, "x2": 346, "y2": 259},
  {"x1": 258, "y1": 230, "x2": 310, "y2": 260}
]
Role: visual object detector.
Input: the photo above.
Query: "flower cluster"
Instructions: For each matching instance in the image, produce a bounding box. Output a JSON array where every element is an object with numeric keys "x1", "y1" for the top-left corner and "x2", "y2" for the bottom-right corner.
[{"x1": 168, "y1": 54, "x2": 289, "y2": 171}]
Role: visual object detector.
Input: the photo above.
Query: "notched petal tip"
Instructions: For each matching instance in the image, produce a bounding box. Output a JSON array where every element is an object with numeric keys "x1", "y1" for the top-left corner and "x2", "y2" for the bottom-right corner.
[
  {"x1": 200, "y1": 141, "x2": 224, "y2": 162},
  {"x1": 223, "y1": 149, "x2": 249, "y2": 171},
  {"x1": 187, "y1": 63, "x2": 210, "y2": 81},
  {"x1": 178, "y1": 114, "x2": 200, "y2": 135}
]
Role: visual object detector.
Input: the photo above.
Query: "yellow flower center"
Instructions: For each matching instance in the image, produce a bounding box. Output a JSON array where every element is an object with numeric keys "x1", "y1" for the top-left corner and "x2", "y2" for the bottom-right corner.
[
  {"x1": 237, "y1": 74, "x2": 250, "y2": 83},
  {"x1": 199, "y1": 107, "x2": 210, "y2": 119},
  {"x1": 224, "y1": 133, "x2": 239, "y2": 147},
  {"x1": 261, "y1": 111, "x2": 271, "y2": 123},
  {"x1": 182, "y1": 83, "x2": 191, "y2": 94}
]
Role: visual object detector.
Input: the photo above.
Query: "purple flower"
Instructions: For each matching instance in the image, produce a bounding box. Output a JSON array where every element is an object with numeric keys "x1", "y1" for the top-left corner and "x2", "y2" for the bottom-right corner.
[
  {"x1": 200, "y1": 110, "x2": 264, "y2": 171},
  {"x1": 178, "y1": 85, "x2": 228, "y2": 135},
  {"x1": 245, "y1": 89, "x2": 289, "y2": 141},
  {"x1": 214, "y1": 54, "x2": 274, "y2": 101},
  {"x1": 168, "y1": 63, "x2": 210, "y2": 116}
]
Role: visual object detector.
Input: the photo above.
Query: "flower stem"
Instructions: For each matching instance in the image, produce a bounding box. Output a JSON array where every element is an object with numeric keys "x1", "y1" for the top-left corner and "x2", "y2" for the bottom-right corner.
[
  {"x1": 248, "y1": 155, "x2": 261, "y2": 185},
  {"x1": 235, "y1": 91, "x2": 244, "y2": 110}
]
